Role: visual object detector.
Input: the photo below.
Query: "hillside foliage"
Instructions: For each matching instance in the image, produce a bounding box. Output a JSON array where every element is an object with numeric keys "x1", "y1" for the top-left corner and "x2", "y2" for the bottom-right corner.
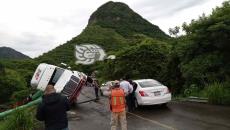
[{"x1": 89, "y1": 1, "x2": 169, "y2": 39}]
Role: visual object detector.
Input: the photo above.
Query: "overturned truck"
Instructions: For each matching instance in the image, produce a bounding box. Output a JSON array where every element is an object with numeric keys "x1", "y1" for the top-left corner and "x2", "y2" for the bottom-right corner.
[{"x1": 31, "y1": 63, "x2": 92, "y2": 104}]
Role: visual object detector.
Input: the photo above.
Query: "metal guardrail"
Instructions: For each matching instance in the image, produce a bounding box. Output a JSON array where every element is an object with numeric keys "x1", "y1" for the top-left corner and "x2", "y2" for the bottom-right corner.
[
  {"x1": 0, "y1": 90, "x2": 43, "y2": 119},
  {"x1": 183, "y1": 96, "x2": 208, "y2": 103},
  {"x1": 188, "y1": 96, "x2": 208, "y2": 103},
  {"x1": 0, "y1": 97, "x2": 42, "y2": 119}
]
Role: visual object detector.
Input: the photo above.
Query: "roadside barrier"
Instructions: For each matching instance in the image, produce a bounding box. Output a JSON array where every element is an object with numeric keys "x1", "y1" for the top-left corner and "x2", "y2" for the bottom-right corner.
[{"x1": 0, "y1": 91, "x2": 43, "y2": 119}]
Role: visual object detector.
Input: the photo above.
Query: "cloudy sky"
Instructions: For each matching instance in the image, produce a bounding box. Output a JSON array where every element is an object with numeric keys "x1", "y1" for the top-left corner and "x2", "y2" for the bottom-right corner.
[{"x1": 0, "y1": 0, "x2": 226, "y2": 58}]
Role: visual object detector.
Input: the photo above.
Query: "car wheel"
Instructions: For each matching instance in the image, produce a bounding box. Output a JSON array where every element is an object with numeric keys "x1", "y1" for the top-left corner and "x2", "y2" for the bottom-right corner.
[
  {"x1": 134, "y1": 99, "x2": 139, "y2": 108},
  {"x1": 161, "y1": 103, "x2": 167, "y2": 107}
]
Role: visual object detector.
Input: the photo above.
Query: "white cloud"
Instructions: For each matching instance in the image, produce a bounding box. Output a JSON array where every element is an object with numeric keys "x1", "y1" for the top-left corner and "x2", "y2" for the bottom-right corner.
[
  {"x1": 0, "y1": 0, "x2": 227, "y2": 58},
  {"x1": 149, "y1": 0, "x2": 226, "y2": 34}
]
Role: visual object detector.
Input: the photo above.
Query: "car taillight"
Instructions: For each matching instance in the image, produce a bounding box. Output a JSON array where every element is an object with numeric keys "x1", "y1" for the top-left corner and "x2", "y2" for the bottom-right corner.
[
  {"x1": 164, "y1": 87, "x2": 170, "y2": 94},
  {"x1": 139, "y1": 91, "x2": 149, "y2": 97}
]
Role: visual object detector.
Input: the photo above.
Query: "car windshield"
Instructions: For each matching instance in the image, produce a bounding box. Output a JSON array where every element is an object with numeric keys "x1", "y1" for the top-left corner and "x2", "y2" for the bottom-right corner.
[
  {"x1": 50, "y1": 68, "x2": 65, "y2": 84},
  {"x1": 138, "y1": 80, "x2": 162, "y2": 88}
]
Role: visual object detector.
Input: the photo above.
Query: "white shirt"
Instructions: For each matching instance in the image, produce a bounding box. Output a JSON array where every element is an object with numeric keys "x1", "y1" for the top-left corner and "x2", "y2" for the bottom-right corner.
[{"x1": 120, "y1": 80, "x2": 133, "y2": 95}]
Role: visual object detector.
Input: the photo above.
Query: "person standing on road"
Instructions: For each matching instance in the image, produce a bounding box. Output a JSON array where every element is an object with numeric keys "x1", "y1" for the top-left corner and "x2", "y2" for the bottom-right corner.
[
  {"x1": 91, "y1": 72, "x2": 100, "y2": 100},
  {"x1": 120, "y1": 76, "x2": 133, "y2": 112},
  {"x1": 128, "y1": 80, "x2": 137, "y2": 111},
  {"x1": 93, "y1": 78, "x2": 100, "y2": 100},
  {"x1": 36, "y1": 85, "x2": 70, "y2": 130},
  {"x1": 103, "y1": 80, "x2": 127, "y2": 130}
]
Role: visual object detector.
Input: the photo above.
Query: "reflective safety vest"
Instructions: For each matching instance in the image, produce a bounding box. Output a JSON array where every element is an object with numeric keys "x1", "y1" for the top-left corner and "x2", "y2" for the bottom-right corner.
[{"x1": 110, "y1": 88, "x2": 125, "y2": 112}]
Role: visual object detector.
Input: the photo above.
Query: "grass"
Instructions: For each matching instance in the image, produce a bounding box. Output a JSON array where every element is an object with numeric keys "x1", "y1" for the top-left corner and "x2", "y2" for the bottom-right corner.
[
  {"x1": 0, "y1": 121, "x2": 4, "y2": 130},
  {"x1": 206, "y1": 82, "x2": 224, "y2": 104},
  {"x1": 206, "y1": 82, "x2": 230, "y2": 105},
  {"x1": 183, "y1": 84, "x2": 207, "y2": 98},
  {"x1": 0, "y1": 106, "x2": 38, "y2": 130},
  {"x1": 179, "y1": 81, "x2": 230, "y2": 105}
]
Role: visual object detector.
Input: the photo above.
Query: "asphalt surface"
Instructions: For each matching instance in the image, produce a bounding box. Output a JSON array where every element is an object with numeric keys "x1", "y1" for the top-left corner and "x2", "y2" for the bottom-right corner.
[{"x1": 67, "y1": 87, "x2": 230, "y2": 130}]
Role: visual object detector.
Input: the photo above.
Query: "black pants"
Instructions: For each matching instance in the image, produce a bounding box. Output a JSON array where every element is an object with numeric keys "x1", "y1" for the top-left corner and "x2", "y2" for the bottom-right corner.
[
  {"x1": 130, "y1": 93, "x2": 136, "y2": 111},
  {"x1": 94, "y1": 87, "x2": 99, "y2": 99},
  {"x1": 126, "y1": 95, "x2": 133, "y2": 112}
]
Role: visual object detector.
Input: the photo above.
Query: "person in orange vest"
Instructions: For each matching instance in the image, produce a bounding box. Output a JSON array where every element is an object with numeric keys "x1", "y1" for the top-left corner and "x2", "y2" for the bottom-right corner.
[{"x1": 104, "y1": 80, "x2": 127, "y2": 130}]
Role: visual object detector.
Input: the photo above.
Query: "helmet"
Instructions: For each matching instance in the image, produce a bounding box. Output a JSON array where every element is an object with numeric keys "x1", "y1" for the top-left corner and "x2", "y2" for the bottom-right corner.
[{"x1": 114, "y1": 80, "x2": 120, "y2": 87}]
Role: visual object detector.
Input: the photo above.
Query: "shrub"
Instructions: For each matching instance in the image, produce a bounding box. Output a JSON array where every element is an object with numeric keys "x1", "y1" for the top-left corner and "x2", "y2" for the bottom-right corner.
[
  {"x1": 207, "y1": 82, "x2": 226, "y2": 104},
  {"x1": 221, "y1": 81, "x2": 230, "y2": 105},
  {"x1": 11, "y1": 89, "x2": 31, "y2": 102},
  {"x1": 0, "y1": 69, "x2": 27, "y2": 103},
  {"x1": 0, "y1": 108, "x2": 35, "y2": 130}
]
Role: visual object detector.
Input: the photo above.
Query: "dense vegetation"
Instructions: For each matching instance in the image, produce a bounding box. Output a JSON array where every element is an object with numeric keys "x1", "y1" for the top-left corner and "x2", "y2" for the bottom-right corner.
[
  {"x1": 0, "y1": 107, "x2": 38, "y2": 130},
  {"x1": 101, "y1": 39, "x2": 171, "y2": 81},
  {"x1": 0, "y1": 1, "x2": 229, "y2": 106},
  {"x1": 0, "y1": 60, "x2": 38, "y2": 104}
]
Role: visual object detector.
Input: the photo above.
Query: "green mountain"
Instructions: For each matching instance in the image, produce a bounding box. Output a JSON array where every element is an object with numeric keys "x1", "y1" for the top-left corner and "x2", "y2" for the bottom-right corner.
[
  {"x1": 37, "y1": 1, "x2": 168, "y2": 65},
  {"x1": 0, "y1": 47, "x2": 30, "y2": 60},
  {"x1": 88, "y1": 1, "x2": 168, "y2": 39}
]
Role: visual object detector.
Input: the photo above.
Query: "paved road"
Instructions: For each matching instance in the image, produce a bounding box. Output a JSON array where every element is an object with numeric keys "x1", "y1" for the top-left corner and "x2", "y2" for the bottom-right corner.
[{"x1": 67, "y1": 87, "x2": 230, "y2": 130}]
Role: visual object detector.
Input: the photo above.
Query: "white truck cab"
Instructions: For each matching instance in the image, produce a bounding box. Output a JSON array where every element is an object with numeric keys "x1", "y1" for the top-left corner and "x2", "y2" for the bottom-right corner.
[{"x1": 31, "y1": 63, "x2": 90, "y2": 103}]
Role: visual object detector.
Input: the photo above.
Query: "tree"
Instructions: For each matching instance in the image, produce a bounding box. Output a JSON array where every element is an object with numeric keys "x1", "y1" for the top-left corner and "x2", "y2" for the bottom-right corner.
[
  {"x1": 0, "y1": 62, "x2": 5, "y2": 74},
  {"x1": 169, "y1": 26, "x2": 180, "y2": 37},
  {"x1": 101, "y1": 38, "x2": 171, "y2": 83},
  {"x1": 176, "y1": 1, "x2": 230, "y2": 87},
  {"x1": 0, "y1": 69, "x2": 27, "y2": 103}
]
